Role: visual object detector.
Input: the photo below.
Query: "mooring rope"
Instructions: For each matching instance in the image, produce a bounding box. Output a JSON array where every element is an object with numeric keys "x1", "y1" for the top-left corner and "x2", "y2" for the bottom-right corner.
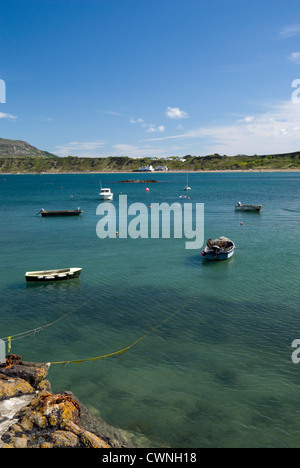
[
  {"x1": 48, "y1": 301, "x2": 191, "y2": 365},
  {"x1": 0, "y1": 296, "x2": 95, "y2": 345},
  {"x1": 1, "y1": 293, "x2": 192, "y2": 366}
]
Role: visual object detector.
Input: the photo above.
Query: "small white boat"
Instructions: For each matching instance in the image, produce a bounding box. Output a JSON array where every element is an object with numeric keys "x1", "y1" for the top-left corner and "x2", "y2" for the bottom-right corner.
[
  {"x1": 25, "y1": 268, "x2": 82, "y2": 282},
  {"x1": 235, "y1": 202, "x2": 262, "y2": 212},
  {"x1": 184, "y1": 173, "x2": 191, "y2": 191},
  {"x1": 99, "y1": 181, "x2": 113, "y2": 200},
  {"x1": 202, "y1": 237, "x2": 235, "y2": 261},
  {"x1": 99, "y1": 188, "x2": 113, "y2": 200}
]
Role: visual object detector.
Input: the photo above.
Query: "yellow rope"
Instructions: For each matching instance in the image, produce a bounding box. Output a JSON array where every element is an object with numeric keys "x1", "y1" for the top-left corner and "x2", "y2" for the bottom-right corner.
[
  {"x1": 0, "y1": 297, "x2": 95, "y2": 344},
  {"x1": 1, "y1": 292, "x2": 191, "y2": 366},
  {"x1": 48, "y1": 302, "x2": 190, "y2": 366},
  {"x1": 7, "y1": 336, "x2": 11, "y2": 353}
]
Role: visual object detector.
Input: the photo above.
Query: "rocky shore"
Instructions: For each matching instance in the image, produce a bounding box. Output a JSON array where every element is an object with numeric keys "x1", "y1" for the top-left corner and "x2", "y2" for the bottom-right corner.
[{"x1": 0, "y1": 355, "x2": 134, "y2": 448}]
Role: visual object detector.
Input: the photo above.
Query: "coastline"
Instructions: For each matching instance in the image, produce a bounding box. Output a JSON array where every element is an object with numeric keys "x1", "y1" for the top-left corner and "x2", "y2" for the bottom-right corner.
[
  {"x1": 1, "y1": 169, "x2": 299, "y2": 448},
  {"x1": 0, "y1": 359, "x2": 137, "y2": 448},
  {"x1": 1, "y1": 169, "x2": 300, "y2": 175}
]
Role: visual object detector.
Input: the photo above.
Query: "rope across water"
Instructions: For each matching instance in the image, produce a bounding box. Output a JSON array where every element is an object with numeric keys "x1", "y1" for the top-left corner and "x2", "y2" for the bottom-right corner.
[{"x1": 1, "y1": 297, "x2": 191, "y2": 365}]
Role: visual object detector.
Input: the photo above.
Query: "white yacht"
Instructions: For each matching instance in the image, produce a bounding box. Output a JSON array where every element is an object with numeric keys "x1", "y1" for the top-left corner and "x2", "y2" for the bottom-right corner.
[{"x1": 99, "y1": 187, "x2": 113, "y2": 200}]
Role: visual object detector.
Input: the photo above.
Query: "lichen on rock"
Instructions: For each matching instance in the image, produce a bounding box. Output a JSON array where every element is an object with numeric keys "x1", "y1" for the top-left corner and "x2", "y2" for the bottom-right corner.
[{"x1": 0, "y1": 357, "x2": 133, "y2": 448}]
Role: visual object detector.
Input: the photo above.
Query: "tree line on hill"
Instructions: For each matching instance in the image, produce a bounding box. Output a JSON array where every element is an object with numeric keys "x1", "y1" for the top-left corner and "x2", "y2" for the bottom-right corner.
[{"x1": 0, "y1": 152, "x2": 299, "y2": 173}]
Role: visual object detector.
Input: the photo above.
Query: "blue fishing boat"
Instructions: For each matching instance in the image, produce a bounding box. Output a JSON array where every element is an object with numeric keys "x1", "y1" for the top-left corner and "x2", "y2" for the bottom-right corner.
[{"x1": 202, "y1": 237, "x2": 235, "y2": 261}]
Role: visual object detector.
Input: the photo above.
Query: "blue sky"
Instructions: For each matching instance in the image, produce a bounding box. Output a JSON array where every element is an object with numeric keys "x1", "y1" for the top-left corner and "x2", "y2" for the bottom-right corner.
[{"x1": 1, "y1": 0, "x2": 300, "y2": 157}]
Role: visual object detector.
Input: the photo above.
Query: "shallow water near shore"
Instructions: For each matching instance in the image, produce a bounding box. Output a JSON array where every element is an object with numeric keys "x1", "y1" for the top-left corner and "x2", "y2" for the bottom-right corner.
[{"x1": 0, "y1": 171, "x2": 300, "y2": 447}]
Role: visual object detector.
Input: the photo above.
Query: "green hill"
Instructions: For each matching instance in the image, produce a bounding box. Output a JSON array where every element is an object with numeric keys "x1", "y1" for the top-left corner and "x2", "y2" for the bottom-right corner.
[
  {"x1": 0, "y1": 138, "x2": 56, "y2": 158},
  {"x1": 0, "y1": 137, "x2": 299, "y2": 172}
]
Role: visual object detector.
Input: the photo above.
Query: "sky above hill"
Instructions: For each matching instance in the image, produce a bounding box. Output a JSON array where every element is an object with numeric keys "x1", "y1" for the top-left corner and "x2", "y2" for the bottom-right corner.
[{"x1": 1, "y1": 0, "x2": 300, "y2": 158}]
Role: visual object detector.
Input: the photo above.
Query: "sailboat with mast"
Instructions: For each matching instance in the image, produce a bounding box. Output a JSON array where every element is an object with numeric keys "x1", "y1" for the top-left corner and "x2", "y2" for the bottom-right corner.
[{"x1": 184, "y1": 173, "x2": 191, "y2": 191}]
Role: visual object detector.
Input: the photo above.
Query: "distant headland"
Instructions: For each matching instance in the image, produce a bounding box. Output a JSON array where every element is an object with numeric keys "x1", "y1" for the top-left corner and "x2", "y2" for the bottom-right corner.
[{"x1": 0, "y1": 137, "x2": 299, "y2": 173}]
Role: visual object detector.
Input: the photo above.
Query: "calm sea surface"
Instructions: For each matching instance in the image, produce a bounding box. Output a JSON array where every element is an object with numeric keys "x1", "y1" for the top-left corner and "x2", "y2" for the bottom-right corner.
[{"x1": 0, "y1": 171, "x2": 300, "y2": 448}]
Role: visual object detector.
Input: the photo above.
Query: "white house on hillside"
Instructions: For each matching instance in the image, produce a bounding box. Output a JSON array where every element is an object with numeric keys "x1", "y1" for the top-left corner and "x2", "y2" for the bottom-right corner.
[
  {"x1": 154, "y1": 165, "x2": 168, "y2": 171},
  {"x1": 138, "y1": 165, "x2": 154, "y2": 172}
]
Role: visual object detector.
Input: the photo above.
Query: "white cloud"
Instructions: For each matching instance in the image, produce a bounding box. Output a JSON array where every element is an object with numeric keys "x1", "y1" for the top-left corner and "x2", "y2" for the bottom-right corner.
[
  {"x1": 239, "y1": 116, "x2": 255, "y2": 123},
  {"x1": 145, "y1": 124, "x2": 165, "y2": 133},
  {"x1": 280, "y1": 24, "x2": 300, "y2": 38},
  {"x1": 55, "y1": 140, "x2": 108, "y2": 157},
  {"x1": 0, "y1": 112, "x2": 17, "y2": 120},
  {"x1": 289, "y1": 52, "x2": 300, "y2": 64},
  {"x1": 130, "y1": 117, "x2": 144, "y2": 124},
  {"x1": 130, "y1": 116, "x2": 165, "y2": 133},
  {"x1": 141, "y1": 100, "x2": 300, "y2": 155},
  {"x1": 166, "y1": 106, "x2": 189, "y2": 120},
  {"x1": 100, "y1": 110, "x2": 124, "y2": 116},
  {"x1": 113, "y1": 144, "x2": 139, "y2": 153},
  {"x1": 112, "y1": 143, "x2": 167, "y2": 158}
]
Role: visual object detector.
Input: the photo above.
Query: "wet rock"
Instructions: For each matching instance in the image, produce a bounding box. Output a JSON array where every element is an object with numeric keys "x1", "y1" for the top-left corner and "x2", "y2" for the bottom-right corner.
[
  {"x1": 49, "y1": 430, "x2": 79, "y2": 448},
  {"x1": 11, "y1": 435, "x2": 28, "y2": 448},
  {"x1": 0, "y1": 374, "x2": 35, "y2": 400},
  {"x1": 2, "y1": 391, "x2": 111, "y2": 448},
  {"x1": 0, "y1": 395, "x2": 36, "y2": 437},
  {"x1": 0, "y1": 359, "x2": 134, "y2": 448},
  {"x1": 0, "y1": 360, "x2": 50, "y2": 387}
]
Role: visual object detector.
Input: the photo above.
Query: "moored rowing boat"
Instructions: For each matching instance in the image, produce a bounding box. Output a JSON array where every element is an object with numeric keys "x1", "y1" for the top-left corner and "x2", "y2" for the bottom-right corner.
[
  {"x1": 37, "y1": 209, "x2": 83, "y2": 217},
  {"x1": 235, "y1": 202, "x2": 262, "y2": 212},
  {"x1": 25, "y1": 268, "x2": 82, "y2": 282},
  {"x1": 202, "y1": 237, "x2": 235, "y2": 261}
]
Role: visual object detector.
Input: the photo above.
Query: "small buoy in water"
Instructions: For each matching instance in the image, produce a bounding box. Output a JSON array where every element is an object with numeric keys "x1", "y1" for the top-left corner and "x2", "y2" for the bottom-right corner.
[
  {"x1": 146, "y1": 188, "x2": 149, "y2": 192},
  {"x1": 116, "y1": 231, "x2": 119, "y2": 236},
  {"x1": 241, "y1": 222, "x2": 243, "y2": 226}
]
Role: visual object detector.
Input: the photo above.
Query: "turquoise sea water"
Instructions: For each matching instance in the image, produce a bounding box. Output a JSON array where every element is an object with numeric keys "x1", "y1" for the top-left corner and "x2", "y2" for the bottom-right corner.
[{"x1": 0, "y1": 171, "x2": 300, "y2": 448}]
